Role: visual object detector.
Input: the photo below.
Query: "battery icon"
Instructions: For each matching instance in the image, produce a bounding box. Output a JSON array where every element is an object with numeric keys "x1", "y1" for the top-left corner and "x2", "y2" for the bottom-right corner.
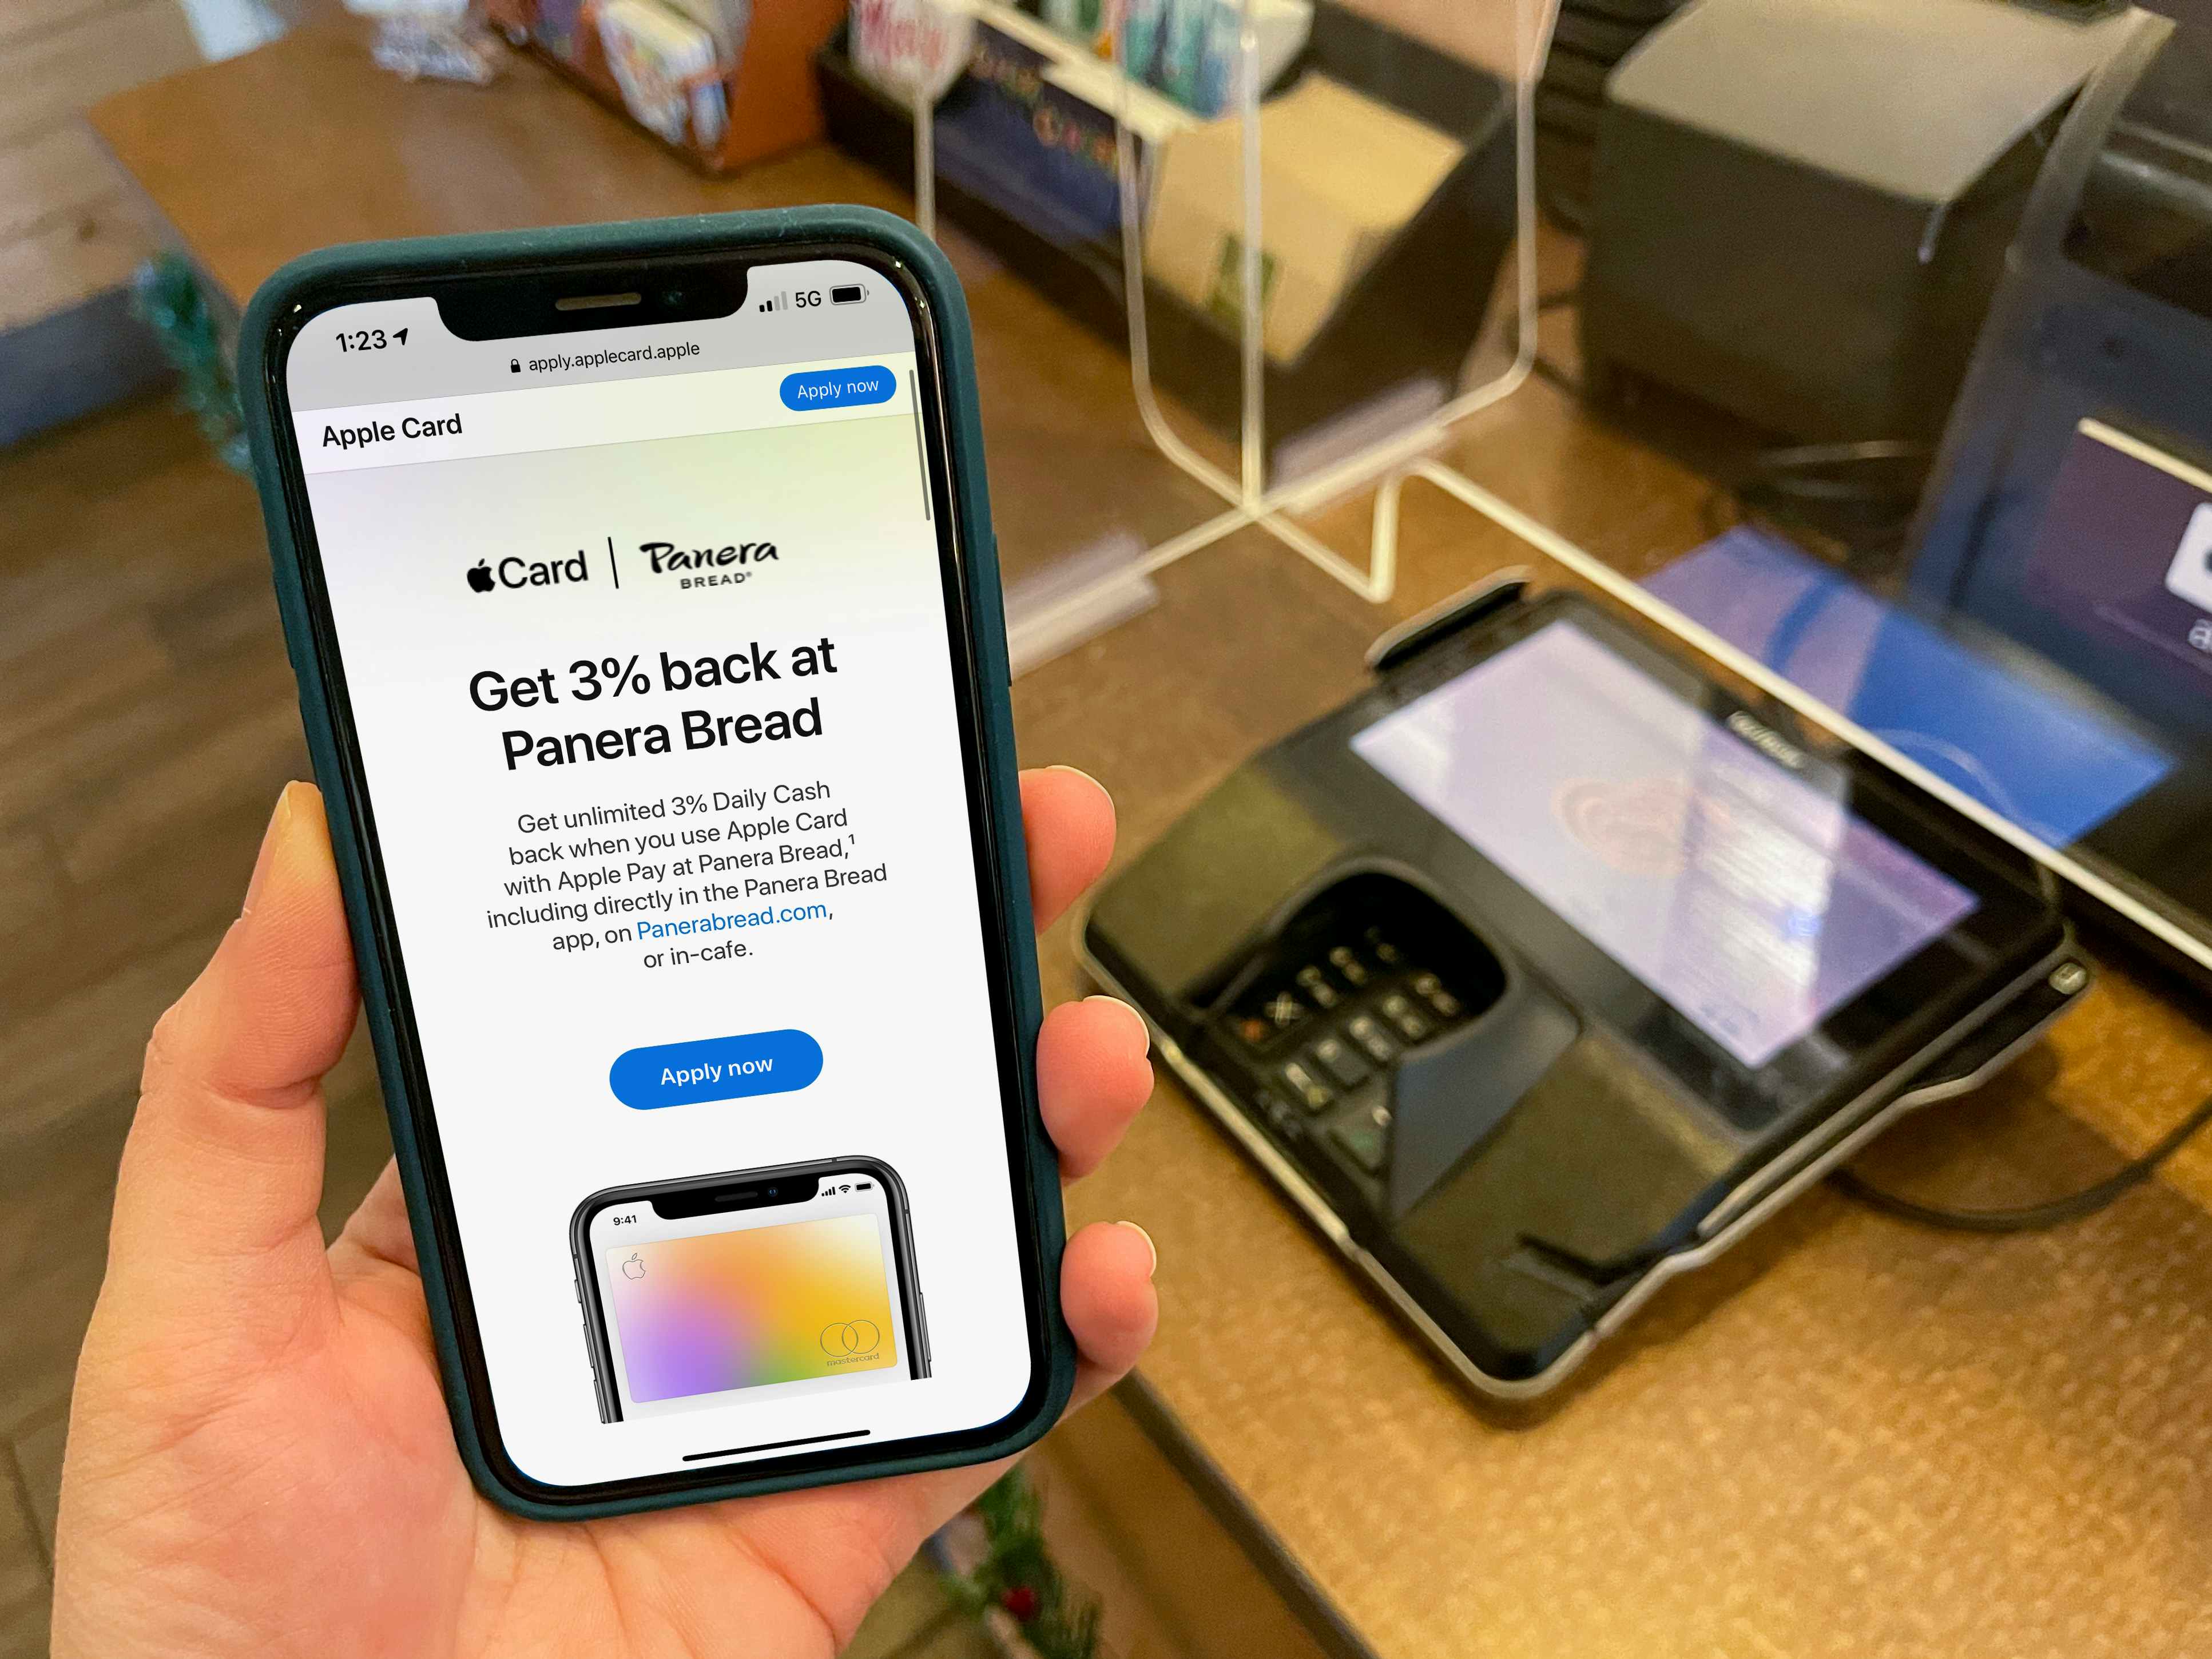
[
  {"x1": 855, "y1": 1181, "x2": 873, "y2": 1191},
  {"x1": 830, "y1": 284, "x2": 865, "y2": 305}
]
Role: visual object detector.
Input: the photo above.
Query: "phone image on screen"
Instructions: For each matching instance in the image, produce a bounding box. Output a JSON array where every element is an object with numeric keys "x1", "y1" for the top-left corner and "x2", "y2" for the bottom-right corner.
[
  {"x1": 575, "y1": 1159, "x2": 928, "y2": 1430},
  {"x1": 235, "y1": 209, "x2": 1070, "y2": 1517}
]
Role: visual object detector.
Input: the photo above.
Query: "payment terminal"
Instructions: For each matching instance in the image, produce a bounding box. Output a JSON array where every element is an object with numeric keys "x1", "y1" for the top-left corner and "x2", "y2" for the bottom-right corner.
[{"x1": 1082, "y1": 580, "x2": 2088, "y2": 1396}]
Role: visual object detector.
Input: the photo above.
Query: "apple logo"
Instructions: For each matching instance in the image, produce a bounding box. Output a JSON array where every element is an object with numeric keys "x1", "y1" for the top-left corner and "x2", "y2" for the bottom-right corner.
[
  {"x1": 621, "y1": 1252, "x2": 645, "y2": 1280},
  {"x1": 467, "y1": 559, "x2": 495, "y2": 593}
]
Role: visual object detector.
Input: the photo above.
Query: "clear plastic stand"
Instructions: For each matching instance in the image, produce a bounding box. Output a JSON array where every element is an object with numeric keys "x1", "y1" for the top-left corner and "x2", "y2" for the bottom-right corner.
[
  {"x1": 906, "y1": 0, "x2": 1563, "y2": 647},
  {"x1": 879, "y1": 1, "x2": 2212, "y2": 983}
]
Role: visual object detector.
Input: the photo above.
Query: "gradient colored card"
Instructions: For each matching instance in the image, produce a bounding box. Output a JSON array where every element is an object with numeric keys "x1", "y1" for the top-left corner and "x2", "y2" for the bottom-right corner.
[{"x1": 604, "y1": 1214, "x2": 898, "y2": 1403}]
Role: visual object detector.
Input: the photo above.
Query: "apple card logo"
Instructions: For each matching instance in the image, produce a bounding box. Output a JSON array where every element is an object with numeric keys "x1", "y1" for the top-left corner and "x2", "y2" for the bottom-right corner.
[
  {"x1": 464, "y1": 552, "x2": 591, "y2": 593},
  {"x1": 2164, "y1": 502, "x2": 2212, "y2": 614}
]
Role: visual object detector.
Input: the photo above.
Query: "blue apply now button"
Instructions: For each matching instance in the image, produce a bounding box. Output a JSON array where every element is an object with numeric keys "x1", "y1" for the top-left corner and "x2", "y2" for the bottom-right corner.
[
  {"x1": 609, "y1": 1029, "x2": 823, "y2": 1110},
  {"x1": 780, "y1": 365, "x2": 897, "y2": 411}
]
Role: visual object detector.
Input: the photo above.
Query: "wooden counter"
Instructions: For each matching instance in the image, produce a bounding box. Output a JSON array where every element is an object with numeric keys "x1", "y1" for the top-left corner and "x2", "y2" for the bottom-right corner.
[{"x1": 92, "y1": 27, "x2": 2212, "y2": 1656}]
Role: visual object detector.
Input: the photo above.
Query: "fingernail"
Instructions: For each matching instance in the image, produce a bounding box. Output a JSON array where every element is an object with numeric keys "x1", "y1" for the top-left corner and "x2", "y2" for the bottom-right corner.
[
  {"x1": 243, "y1": 784, "x2": 300, "y2": 916},
  {"x1": 1085, "y1": 994, "x2": 1150, "y2": 1054},
  {"x1": 1118, "y1": 1221, "x2": 1157, "y2": 1277},
  {"x1": 1046, "y1": 764, "x2": 1106, "y2": 792}
]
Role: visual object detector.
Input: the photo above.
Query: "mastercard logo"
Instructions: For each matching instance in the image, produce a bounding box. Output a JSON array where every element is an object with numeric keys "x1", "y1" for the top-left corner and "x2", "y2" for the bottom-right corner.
[{"x1": 820, "y1": 1319, "x2": 881, "y2": 1357}]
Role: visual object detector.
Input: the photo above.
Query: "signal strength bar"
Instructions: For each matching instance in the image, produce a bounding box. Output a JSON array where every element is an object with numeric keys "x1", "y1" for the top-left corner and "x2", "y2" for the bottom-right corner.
[{"x1": 756, "y1": 292, "x2": 788, "y2": 313}]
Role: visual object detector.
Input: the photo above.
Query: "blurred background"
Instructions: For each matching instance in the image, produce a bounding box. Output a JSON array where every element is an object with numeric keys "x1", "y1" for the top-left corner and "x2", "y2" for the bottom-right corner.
[{"x1": 12, "y1": 0, "x2": 2212, "y2": 1654}]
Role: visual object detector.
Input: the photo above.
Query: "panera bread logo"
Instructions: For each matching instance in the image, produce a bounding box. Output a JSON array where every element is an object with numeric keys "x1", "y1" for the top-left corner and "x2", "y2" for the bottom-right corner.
[{"x1": 640, "y1": 538, "x2": 783, "y2": 592}]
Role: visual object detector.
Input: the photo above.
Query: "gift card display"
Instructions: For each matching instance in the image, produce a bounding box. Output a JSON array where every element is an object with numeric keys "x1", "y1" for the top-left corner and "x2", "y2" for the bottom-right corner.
[{"x1": 597, "y1": 0, "x2": 726, "y2": 148}]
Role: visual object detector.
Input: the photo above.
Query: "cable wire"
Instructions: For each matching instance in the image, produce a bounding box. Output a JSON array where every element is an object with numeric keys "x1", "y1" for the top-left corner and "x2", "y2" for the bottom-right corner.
[{"x1": 1831, "y1": 1090, "x2": 2212, "y2": 1233}]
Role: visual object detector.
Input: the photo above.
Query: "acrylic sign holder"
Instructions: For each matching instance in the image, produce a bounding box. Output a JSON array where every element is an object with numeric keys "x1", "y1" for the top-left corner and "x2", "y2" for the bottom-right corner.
[
  {"x1": 896, "y1": 0, "x2": 1562, "y2": 647},
  {"x1": 889, "y1": 0, "x2": 2201, "y2": 981}
]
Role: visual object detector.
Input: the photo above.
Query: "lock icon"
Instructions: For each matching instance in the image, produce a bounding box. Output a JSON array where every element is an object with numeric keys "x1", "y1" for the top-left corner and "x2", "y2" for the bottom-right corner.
[{"x1": 510, "y1": 358, "x2": 521, "y2": 373}]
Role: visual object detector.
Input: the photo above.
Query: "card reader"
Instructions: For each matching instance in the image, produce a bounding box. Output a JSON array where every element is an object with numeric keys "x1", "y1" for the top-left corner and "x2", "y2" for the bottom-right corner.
[{"x1": 1082, "y1": 579, "x2": 2087, "y2": 1397}]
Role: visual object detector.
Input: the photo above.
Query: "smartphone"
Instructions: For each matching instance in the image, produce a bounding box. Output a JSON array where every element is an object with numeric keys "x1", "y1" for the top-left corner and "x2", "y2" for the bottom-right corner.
[
  {"x1": 574, "y1": 1159, "x2": 928, "y2": 1428},
  {"x1": 236, "y1": 208, "x2": 1071, "y2": 1518}
]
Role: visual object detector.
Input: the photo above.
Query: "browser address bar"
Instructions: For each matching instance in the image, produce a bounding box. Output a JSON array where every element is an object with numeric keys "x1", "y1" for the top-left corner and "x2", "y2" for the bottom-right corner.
[{"x1": 295, "y1": 354, "x2": 916, "y2": 477}]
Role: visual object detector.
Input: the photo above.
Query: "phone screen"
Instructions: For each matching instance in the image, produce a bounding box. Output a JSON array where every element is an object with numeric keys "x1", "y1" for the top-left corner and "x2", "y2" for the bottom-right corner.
[
  {"x1": 273, "y1": 252, "x2": 1036, "y2": 1494},
  {"x1": 586, "y1": 1174, "x2": 915, "y2": 1423}
]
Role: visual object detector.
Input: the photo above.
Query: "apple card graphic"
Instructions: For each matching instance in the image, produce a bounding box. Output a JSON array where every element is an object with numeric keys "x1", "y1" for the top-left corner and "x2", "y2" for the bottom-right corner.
[{"x1": 2164, "y1": 502, "x2": 2212, "y2": 614}]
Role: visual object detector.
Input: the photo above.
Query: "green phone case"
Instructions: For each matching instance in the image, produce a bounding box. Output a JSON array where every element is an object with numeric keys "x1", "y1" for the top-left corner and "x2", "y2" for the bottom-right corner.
[{"x1": 236, "y1": 205, "x2": 1074, "y2": 1520}]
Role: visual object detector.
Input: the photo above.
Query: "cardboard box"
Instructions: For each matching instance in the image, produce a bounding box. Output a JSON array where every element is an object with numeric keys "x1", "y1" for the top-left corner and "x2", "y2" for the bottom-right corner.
[
  {"x1": 1144, "y1": 74, "x2": 1464, "y2": 363},
  {"x1": 819, "y1": 1, "x2": 1516, "y2": 478}
]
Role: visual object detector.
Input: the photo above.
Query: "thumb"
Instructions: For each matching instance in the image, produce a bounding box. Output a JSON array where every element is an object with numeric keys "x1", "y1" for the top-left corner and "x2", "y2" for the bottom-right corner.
[{"x1": 106, "y1": 782, "x2": 359, "y2": 1325}]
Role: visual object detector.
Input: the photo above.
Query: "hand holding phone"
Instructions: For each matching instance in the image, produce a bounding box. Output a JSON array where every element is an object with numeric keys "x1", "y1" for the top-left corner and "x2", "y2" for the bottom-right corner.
[
  {"x1": 212, "y1": 207, "x2": 1106, "y2": 1513},
  {"x1": 54, "y1": 769, "x2": 1158, "y2": 1659}
]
